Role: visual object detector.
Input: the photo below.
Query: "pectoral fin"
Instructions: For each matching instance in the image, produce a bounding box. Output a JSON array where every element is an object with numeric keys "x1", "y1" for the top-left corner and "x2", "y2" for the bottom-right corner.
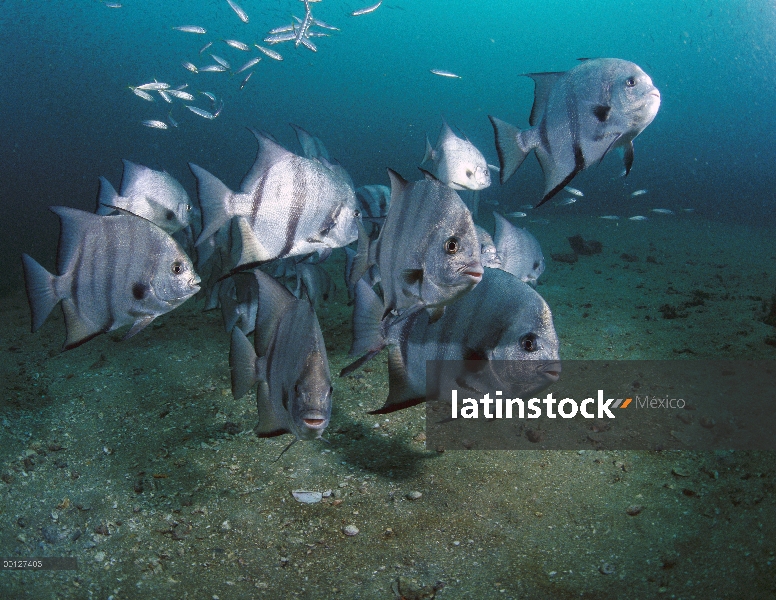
[
  {"x1": 123, "y1": 315, "x2": 156, "y2": 340},
  {"x1": 593, "y1": 104, "x2": 611, "y2": 122},
  {"x1": 622, "y1": 141, "x2": 634, "y2": 176}
]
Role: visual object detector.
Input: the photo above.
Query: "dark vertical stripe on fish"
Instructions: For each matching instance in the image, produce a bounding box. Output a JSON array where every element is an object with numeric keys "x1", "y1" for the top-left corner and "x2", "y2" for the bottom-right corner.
[
  {"x1": 398, "y1": 311, "x2": 415, "y2": 368},
  {"x1": 249, "y1": 174, "x2": 267, "y2": 228},
  {"x1": 106, "y1": 218, "x2": 121, "y2": 329},
  {"x1": 277, "y1": 159, "x2": 306, "y2": 259},
  {"x1": 538, "y1": 118, "x2": 551, "y2": 157},
  {"x1": 70, "y1": 242, "x2": 84, "y2": 316},
  {"x1": 566, "y1": 87, "x2": 583, "y2": 168},
  {"x1": 92, "y1": 222, "x2": 106, "y2": 329}
]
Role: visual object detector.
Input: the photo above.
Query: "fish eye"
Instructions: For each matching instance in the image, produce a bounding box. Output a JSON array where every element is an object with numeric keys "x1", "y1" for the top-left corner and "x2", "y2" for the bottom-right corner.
[
  {"x1": 354, "y1": 209, "x2": 360, "y2": 218},
  {"x1": 171, "y1": 261, "x2": 184, "y2": 275},
  {"x1": 444, "y1": 236, "x2": 460, "y2": 254},
  {"x1": 625, "y1": 77, "x2": 636, "y2": 87},
  {"x1": 520, "y1": 333, "x2": 538, "y2": 352}
]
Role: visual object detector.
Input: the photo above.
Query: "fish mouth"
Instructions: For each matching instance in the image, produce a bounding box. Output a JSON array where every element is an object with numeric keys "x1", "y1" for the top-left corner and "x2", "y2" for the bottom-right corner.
[
  {"x1": 302, "y1": 416, "x2": 327, "y2": 429},
  {"x1": 539, "y1": 362, "x2": 562, "y2": 381},
  {"x1": 461, "y1": 263, "x2": 484, "y2": 281}
]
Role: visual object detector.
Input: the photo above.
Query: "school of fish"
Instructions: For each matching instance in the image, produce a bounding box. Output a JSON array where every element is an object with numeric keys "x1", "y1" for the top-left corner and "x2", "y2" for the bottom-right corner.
[{"x1": 23, "y1": 1, "x2": 667, "y2": 450}]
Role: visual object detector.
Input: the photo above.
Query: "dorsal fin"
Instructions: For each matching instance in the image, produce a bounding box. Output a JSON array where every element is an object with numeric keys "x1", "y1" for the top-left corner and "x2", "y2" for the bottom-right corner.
[
  {"x1": 50, "y1": 206, "x2": 99, "y2": 275},
  {"x1": 418, "y1": 167, "x2": 438, "y2": 182},
  {"x1": 524, "y1": 71, "x2": 565, "y2": 127},
  {"x1": 386, "y1": 168, "x2": 409, "y2": 191},
  {"x1": 290, "y1": 122, "x2": 330, "y2": 161},
  {"x1": 387, "y1": 168, "x2": 410, "y2": 211},
  {"x1": 119, "y1": 159, "x2": 150, "y2": 196},
  {"x1": 241, "y1": 128, "x2": 295, "y2": 192},
  {"x1": 439, "y1": 118, "x2": 458, "y2": 143}
]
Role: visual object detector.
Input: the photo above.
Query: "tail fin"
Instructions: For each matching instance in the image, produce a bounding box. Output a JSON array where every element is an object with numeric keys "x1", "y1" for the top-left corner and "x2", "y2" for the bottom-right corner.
[
  {"x1": 189, "y1": 163, "x2": 234, "y2": 244},
  {"x1": 21, "y1": 254, "x2": 60, "y2": 332},
  {"x1": 489, "y1": 116, "x2": 530, "y2": 184},
  {"x1": 96, "y1": 176, "x2": 118, "y2": 215},
  {"x1": 230, "y1": 327, "x2": 260, "y2": 400}
]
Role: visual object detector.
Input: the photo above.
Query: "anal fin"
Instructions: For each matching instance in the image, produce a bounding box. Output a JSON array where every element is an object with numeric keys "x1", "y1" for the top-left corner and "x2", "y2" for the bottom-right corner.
[{"x1": 367, "y1": 346, "x2": 425, "y2": 414}]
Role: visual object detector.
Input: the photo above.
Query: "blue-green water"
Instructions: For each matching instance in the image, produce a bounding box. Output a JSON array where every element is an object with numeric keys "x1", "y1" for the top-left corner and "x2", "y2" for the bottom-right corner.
[
  {"x1": 2, "y1": 1, "x2": 776, "y2": 598},
  {"x1": 3, "y1": 0, "x2": 776, "y2": 296}
]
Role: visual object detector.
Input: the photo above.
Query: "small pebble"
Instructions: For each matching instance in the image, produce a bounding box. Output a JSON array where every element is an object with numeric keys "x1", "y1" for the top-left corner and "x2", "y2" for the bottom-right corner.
[
  {"x1": 41, "y1": 526, "x2": 60, "y2": 544},
  {"x1": 292, "y1": 490, "x2": 323, "y2": 504},
  {"x1": 406, "y1": 491, "x2": 422, "y2": 501},
  {"x1": 599, "y1": 563, "x2": 616, "y2": 575},
  {"x1": 699, "y1": 416, "x2": 716, "y2": 429},
  {"x1": 342, "y1": 524, "x2": 359, "y2": 536},
  {"x1": 626, "y1": 504, "x2": 644, "y2": 516}
]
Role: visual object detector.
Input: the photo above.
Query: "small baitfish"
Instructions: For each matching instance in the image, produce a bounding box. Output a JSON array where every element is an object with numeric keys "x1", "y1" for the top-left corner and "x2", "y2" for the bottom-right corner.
[
  {"x1": 141, "y1": 120, "x2": 168, "y2": 129},
  {"x1": 352, "y1": 1, "x2": 382, "y2": 16},
  {"x1": 173, "y1": 25, "x2": 206, "y2": 34},
  {"x1": 430, "y1": 69, "x2": 461, "y2": 79}
]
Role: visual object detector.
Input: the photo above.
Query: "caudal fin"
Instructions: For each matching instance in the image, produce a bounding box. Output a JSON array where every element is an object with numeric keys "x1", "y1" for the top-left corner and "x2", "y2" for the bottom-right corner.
[
  {"x1": 21, "y1": 254, "x2": 60, "y2": 332},
  {"x1": 489, "y1": 116, "x2": 530, "y2": 184},
  {"x1": 189, "y1": 163, "x2": 234, "y2": 244}
]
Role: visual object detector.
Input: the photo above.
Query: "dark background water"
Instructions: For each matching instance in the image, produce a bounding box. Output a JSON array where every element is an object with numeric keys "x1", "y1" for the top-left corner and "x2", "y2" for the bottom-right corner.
[{"x1": 2, "y1": 0, "x2": 775, "y2": 297}]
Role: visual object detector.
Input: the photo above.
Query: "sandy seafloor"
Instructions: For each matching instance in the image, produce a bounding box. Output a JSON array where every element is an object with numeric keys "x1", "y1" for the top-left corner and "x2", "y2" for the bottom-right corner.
[{"x1": 1, "y1": 213, "x2": 775, "y2": 599}]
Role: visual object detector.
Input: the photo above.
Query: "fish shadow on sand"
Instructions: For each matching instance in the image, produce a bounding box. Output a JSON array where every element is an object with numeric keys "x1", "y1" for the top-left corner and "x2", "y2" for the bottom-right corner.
[{"x1": 325, "y1": 408, "x2": 436, "y2": 481}]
